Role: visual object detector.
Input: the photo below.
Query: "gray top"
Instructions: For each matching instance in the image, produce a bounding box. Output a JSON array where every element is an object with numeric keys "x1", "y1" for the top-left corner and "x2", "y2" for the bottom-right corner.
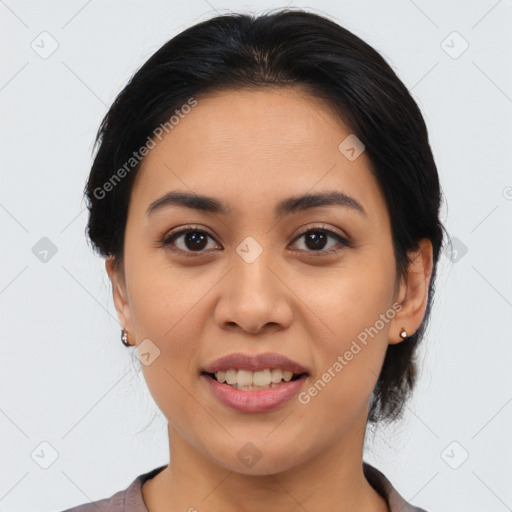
[{"x1": 58, "y1": 462, "x2": 428, "y2": 512}]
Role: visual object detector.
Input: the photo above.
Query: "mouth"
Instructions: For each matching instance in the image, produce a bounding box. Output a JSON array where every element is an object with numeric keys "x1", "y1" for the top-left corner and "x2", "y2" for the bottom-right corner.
[
  {"x1": 201, "y1": 369, "x2": 308, "y2": 391},
  {"x1": 200, "y1": 352, "x2": 310, "y2": 407},
  {"x1": 201, "y1": 368, "x2": 309, "y2": 413}
]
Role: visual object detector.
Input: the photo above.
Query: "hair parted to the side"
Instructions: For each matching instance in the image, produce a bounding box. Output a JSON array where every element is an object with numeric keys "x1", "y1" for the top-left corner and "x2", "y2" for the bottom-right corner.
[{"x1": 84, "y1": 8, "x2": 447, "y2": 424}]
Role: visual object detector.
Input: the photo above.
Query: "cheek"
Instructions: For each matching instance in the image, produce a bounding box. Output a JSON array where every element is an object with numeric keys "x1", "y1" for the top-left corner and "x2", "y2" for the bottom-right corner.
[
  {"x1": 309, "y1": 252, "x2": 396, "y2": 348},
  {"x1": 136, "y1": 311, "x2": 205, "y2": 432},
  {"x1": 125, "y1": 245, "x2": 213, "y2": 339},
  {"x1": 124, "y1": 254, "x2": 210, "y2": 403},
  {"x1": 300, "y1": 256, "x2": 395, "y2": 413},
  {"x1": 299, "y1": 323, "x2": 389, "y2": 431}
]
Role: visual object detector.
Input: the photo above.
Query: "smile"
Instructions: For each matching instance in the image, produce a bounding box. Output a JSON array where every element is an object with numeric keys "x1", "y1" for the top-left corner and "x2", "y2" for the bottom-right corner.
[
  {"x1": 207, "y1": 368, "x2": 304, "y2": 390},
  {"x1": 201, "y1": 371, "x2": 309, "y2": 412}
]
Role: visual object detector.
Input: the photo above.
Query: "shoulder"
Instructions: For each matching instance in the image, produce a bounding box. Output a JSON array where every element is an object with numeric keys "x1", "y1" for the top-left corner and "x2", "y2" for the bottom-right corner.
[
  {"x1": 57, "y1": 488, "x2": 125, "y2": 512},
  {"x1": 56, "y1": 485, "x2": 128, "y2": 512},
  {"x1": 363, "y1": 462, "x2": 430, "y2": 512},
  {"x1": 55, "y1": 465, "x2": 167, "y2": 512}
]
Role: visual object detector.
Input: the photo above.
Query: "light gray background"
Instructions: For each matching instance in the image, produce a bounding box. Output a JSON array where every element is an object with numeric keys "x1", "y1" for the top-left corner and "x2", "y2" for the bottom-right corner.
[{"x1": 1, "y1": 1, "x2": 511, "y2": 511}]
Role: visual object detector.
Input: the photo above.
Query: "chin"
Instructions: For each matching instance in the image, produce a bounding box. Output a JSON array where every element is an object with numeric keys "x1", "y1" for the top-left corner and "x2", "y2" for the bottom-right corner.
[{"x1": 210, "y1": 442, "x2": 306, "y2": 477}]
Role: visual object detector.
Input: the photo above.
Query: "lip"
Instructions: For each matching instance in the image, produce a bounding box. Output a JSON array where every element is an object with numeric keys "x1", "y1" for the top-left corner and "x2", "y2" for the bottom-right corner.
[
  {"x1": 201, "y1": 372, "x2": 309, "y2": 413},
  {"x1": 201, "y1": 352, "x2": 309, "y2": 374}
]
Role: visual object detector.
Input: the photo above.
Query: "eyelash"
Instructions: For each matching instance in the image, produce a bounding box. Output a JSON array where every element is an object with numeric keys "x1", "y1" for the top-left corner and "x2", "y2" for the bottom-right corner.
[{"x1": 160, "y1": 224, "x2": 351, "y2": 257}]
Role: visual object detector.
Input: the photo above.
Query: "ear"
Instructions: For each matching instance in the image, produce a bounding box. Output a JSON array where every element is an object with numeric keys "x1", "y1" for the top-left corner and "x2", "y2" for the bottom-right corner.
[
  {"x1": 105, "y1": 256, "x2": 133, "y2": 335},
  {"x1": 389, "y1": 238, "x2": 434, "y2": 345}
]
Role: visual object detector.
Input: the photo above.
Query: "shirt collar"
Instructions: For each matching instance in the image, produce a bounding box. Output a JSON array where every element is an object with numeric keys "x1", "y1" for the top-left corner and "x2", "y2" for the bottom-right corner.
[{"x1": 122, "y1": 462, "x2": 427, "y2": 512}]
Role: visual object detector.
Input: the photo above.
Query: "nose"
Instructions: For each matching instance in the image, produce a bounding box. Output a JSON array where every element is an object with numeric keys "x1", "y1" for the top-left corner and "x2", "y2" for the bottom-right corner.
[{"x1": 214, "y1": 248, "x2": 294, "y2": 335}]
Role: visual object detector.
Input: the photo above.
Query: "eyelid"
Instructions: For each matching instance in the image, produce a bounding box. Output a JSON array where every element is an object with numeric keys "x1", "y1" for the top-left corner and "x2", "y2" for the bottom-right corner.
[
  {"x1": 292, "y1": 223, "x2": 350, "y2": 243},
  {"x1": 164, "y1": 224, "x2": 216, "y2": 239}
]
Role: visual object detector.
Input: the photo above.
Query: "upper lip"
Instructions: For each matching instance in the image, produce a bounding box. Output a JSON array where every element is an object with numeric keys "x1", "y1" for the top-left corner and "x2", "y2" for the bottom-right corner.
[{"x1": 202, "y1": 352, "x2": 309, "y2": 375}]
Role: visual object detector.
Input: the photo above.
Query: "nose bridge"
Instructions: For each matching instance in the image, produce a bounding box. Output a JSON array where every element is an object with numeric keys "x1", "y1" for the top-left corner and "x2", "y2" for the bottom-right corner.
[
  {"x1": 215, "y1": 234, "x2": 292, "y2": 332},
  {"x1": 232, "y1": 236, "x2": 275, "y2": 301}
]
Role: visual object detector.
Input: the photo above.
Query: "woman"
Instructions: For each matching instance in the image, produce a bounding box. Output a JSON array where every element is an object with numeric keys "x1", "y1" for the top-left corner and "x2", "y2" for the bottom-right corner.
[{"x1": 61, "y1": 8, "x2": 446, "y2": 512}]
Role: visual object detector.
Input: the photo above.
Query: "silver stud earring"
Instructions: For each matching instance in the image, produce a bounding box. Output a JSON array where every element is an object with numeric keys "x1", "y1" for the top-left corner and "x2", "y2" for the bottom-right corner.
[{"x1": 399, "y1": 327, "x2": 408, "y2": 340}]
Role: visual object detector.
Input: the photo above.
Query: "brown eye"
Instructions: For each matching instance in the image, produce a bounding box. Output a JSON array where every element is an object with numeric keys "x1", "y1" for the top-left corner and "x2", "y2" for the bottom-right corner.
[
  {"x1": 304, "y1": 230, "x2": 329, "y2": 250},
  {"x1": 162, "y1": 228, "x2": 220, "y2": 254},
  {"x1": 291, "y1": 227, "x2": 350, "y2": 254}
]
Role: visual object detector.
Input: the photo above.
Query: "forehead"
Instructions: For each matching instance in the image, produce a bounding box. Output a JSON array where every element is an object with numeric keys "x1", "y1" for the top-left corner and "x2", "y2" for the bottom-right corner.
[{"x1": 130, "y1": 87, "x2": 387, "y2": 223}]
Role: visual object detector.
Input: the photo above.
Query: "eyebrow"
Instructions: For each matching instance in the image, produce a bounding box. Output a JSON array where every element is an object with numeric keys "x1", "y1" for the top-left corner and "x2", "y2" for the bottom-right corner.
[{"x1": 145, "y1": 190, "x2": 367, "y2": 219}]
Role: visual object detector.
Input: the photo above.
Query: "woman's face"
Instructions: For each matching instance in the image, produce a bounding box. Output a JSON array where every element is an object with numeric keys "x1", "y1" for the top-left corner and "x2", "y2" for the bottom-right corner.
[{"x1": 107, "y1": 87, "x2": 429, "y2": 475}]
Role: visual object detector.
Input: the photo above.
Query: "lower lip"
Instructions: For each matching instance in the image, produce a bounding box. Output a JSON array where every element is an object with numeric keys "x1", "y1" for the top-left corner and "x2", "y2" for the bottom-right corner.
[{"x1": 201, "y1": 373, "x2": 308, "y2": 413}]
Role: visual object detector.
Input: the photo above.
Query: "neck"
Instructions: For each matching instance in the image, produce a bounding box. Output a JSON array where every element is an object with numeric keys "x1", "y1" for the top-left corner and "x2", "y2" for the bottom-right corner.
[{"x1": 142, "y1": 411, "x2": 388, "y2": 512}]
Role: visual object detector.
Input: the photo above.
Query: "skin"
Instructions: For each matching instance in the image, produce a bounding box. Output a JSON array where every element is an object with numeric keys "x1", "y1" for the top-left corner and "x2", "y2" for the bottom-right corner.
[{"x1": 106, "y1": 87, "x2": 433, "y2": 512}]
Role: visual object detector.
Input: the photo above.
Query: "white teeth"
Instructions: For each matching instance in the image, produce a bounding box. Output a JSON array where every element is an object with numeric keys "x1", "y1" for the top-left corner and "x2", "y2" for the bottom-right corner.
[
  {"x1": 225, "y1": 369, "x2": 237, "y2": 385},
  {"x1": 237, "y1": 369, "x2": 253, "y2": 386},
  {"x1": 252, "y1": 369, "x2": 271, "y2": 386},
  {"x1": 212, "y1": 368, "x2": 301, "y2": 388},
  {"x1": 282, "y1": 370, "x2": 293, "y2": 382},
  {"x1": 270, "y1": 368, "x2": 282, "y2": 383}
]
